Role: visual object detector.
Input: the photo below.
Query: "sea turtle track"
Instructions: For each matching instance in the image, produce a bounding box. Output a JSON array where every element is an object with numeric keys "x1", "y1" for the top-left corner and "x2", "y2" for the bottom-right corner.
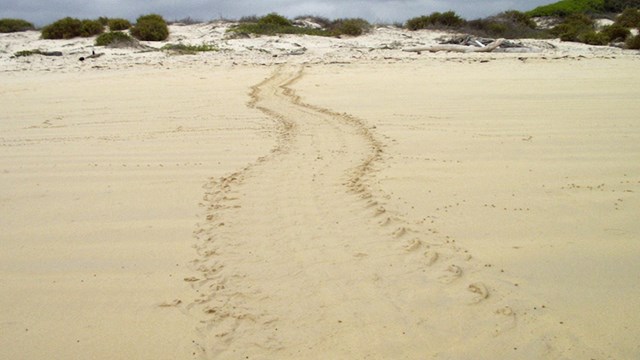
[{"x1": 184, "y1": 65, "x2": 600, "y2": 359}]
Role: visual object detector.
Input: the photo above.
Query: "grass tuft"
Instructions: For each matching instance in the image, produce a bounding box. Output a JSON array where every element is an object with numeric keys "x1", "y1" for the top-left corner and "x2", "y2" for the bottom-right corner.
[
  {"x1": 162, "y1": 43, "x2": 218, "y2": 54},
  {"x1": 14, "y1": 49, "x2": 62, "y2": 57}
]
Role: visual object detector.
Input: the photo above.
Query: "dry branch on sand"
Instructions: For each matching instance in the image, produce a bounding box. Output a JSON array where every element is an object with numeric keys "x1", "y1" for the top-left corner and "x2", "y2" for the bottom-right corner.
[{"x1": 403, "y1": 38, "x2": 505, "y2": 53}]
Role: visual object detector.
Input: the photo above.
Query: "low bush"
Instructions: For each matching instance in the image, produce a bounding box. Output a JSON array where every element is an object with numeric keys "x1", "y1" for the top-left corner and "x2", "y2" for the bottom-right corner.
[
  {"x1": 41, "y1": 17, "x2": 105, "y2": 39},
  {"x1": 0, "y1": 18, "x2": 35, "y2": 33},
  {"x1": 499, "y1": 10, "x2": 538, "y2": 28},
  {"x1": 293, "y1": 15, "x2": 333, "y2": 29},
  {"x1": 95, "y1": 31, "x2": 135, "y2": 46},
  {"x1": 329, "y1": 18, "x2": 371, "y2": 36},
  {"x1": 80, "y1": 19, "x2": 104, "y2": 37},
  {"x1": 579, "y1": 30, "x2": 609, "y2": 44},
  {"x1": 615, "y1": 7, "x2": 640, "y2": 27},
  {"x1": 626, "y1": 33, "x2": 640, "y2": 48},
  {"x1": 41, "y1": 17, "x2": 83, "y2": 39},
  {"x1": 130, "y1": 14, "x2": 169, "y2": 41},
  {"x1": 467, "y1": 19, "x2": 506, "y2": 35},
  {"x1": 229, "y1": 13, "x2": 371, "y2": 37},
  {"x1": 406, "y1": 11, "x2": 466, "y2": 30},
  {"x1": 551, "y1": 13, "x2": 596, "y2": 41},
  {"x1": 466, "y1": 11, "x2": 541, "y2": 38},
  {"x1": 431, "y1": 11, "x2": 466, "y2": 27},
  {"x1": 230, "y1": 13, "x2": 329, "y2": 36},
  {"x1": 604, "y1": 0, "x2": 640, "y2": 12},
  {"x1": 258, "y1": 13, "x2": 292, "y2": 27},
  {"x1": 97, "y1": 17, "x2": 109, "y2": 26},
  {"x1": 405, "y1": 16, "x2": 428, "y2": 30},
  {"x1": 601, "y1": 23, "x2": 631, "y2": 41},
  {"x1": 108, "y1": 18, "x2": 131, "y2": 31},
  {"x1": 238, "y1": 15, "x2": 260, "y2": 23}
]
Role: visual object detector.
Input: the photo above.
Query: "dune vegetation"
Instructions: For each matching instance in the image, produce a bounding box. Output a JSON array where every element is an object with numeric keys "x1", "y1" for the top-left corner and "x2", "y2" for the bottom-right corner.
[
  {"x1": 0, "y1": 18, "x2": 35, "y2": 33},
  {"x1": 7, "y1": 0, "x2": 640, "y2": 50},
  {"x1": 229, "y1": 13, "x2": 371, "y2": 37}
]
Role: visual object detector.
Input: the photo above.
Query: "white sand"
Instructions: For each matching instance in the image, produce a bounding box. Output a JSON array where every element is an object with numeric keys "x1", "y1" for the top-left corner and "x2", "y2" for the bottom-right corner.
[
  {"x1": 1, "y1": 24, "x2": 639, "y2": 359},
  {"x1": 297, "y1": 58, "x2": 640, "y2": 358}
]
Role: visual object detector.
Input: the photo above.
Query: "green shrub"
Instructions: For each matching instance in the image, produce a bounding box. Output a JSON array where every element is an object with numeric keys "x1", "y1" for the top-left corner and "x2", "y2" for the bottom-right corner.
[
  {"x1": 293, "y1": 15, "x2": 333, "y2": 29},
  {"x1": 405, "y1": 15, "x2": 431, "y2": 30},
  {"x1": 601, "y1": 24, "x2": 631, "y2": 41},
  {"x1": 468, "y1": 19, "x2": 508, "y2": 35},
  {"x1": 551, "y1": 13, "x2": 596, "y2": 40},
  {"x1": 406, "y1": 11, "x2": 466, "y2": 30},
  {"x1": 488, "y1": 22, "x2": 509, "y2": 34},
  {"x1": 95, "y1": 31, "x2": 135, "y2": 46},
  {"x1": 604, "y1": 0, "x2": 640, "y2": 12},
  {"x1": 41, "y1": 17, "x2": 105, "y2": 39},
  {"x1": 466, "y1": 11, "x2": 542, "y2": 38},
  {"x1": 232, "y1": 22, "x2": 327, "y2": 36},
  {"x1": 527, "y1": 0, "x2": 605, "y2": 17},
  {"x1": 230, "y1": 13, "x2": 330, "y2": 36},
  {"x1": 41, "y1": 17, "x2": 83, "y2": 39},
  {"x1": 229, "y1": 13, "x2": 370, "y2": 37},
  {"x1": 97, "y1": 17, "x2": 109, "y2": 26},
  {"x1": 558, "y1": 29, "x2": 578, "y2": 41},
  {"x1": 433, "y1": 11, "x2": 466, "y2": 27},
  {"x1": 108, "y1": 18, "x2": 131, "y2": 31},
  {"x1": 80, "y1": 19, "x2": 104, "y2": 37},
  {"x1": 130, "y1": 14, "x2": 169, "y2": 41},
  {"x1": 238, "y1": 15, "x2": 260, "y2": 23},
  {"x1": 615, "y1": 8, "x2": 640, "y2": 27},
  {"x1": 626, "y1": 33, "x2": 640, "y2": 48},
  {"x1": 566, "y1": 13, "x2": 596, "y2": 27},
  {"x1": 579, "y1": 30, "x2": 609, "y2": 44},
  {"x1": 499, "y1": 10, "x2": 537, "y2": 29},
  {"x1": 330, "y1": 18, "x2": 371, "y2": 36},
  {"x1": 258, "y1": 13, "x2": 292, "y2": 26},
  {"x1": 0, "y1": 18, "x2": 35, "y2": 33}
]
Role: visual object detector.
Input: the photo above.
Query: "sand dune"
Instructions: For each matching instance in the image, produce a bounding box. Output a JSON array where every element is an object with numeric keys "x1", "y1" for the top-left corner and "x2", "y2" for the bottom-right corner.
[{"x1": 1, "y1": 24, "x2": 640, "y2": 359}]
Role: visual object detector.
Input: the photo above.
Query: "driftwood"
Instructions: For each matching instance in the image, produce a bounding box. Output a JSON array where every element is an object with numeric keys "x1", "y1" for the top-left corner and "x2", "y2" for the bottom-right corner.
[
  {"x1": 14, "y1": 49, "x2": 63, "y2": 57},
  {"x1": 403, "y1": 38, "x2": 505, "y2": 54},
  {"x1": 79, "y1": 51, "x2": 104, "y2": 61},
  {"x1": 442, "y1": 35, "x2": 497, "y2": 47}
]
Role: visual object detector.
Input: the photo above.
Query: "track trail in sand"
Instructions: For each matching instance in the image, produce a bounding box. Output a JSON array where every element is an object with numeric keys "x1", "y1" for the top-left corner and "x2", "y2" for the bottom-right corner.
[{"x1": 185, "y1": 66, "x2": 601, "y2": 359}]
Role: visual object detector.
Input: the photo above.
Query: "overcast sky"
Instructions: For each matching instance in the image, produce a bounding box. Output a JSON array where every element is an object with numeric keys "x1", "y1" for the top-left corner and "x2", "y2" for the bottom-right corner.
[{"x1": 3, "y1": 0, "x2": 557, "y2": 27}]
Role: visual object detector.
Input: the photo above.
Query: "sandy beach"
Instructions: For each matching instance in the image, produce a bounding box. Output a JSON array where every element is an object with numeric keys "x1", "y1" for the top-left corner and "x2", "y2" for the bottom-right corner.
[{"x1": 1, "y1": 24, "x2": 639, "y2": 359}]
